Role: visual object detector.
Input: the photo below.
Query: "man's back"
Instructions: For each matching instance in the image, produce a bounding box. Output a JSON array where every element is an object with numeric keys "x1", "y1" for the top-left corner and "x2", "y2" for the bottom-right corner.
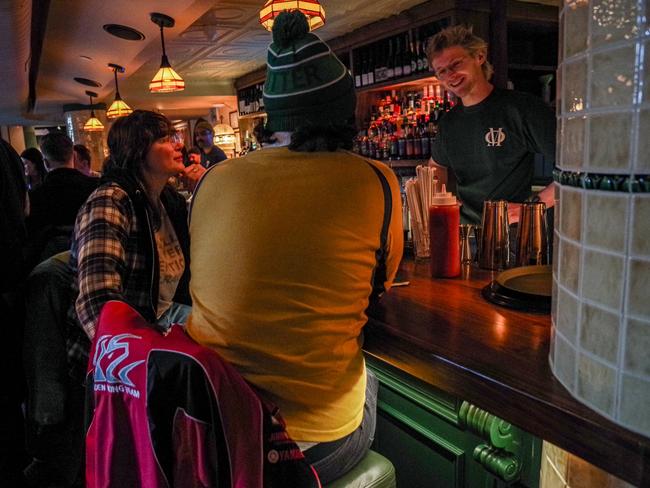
[
  {"x1": 187, "y1": 147, "x2": 403, "y2": 442},
  {"x1": 28, "y1": 168, "x2": 98, "y2": 229},
  {"x1": 27, "y1": 167, "x2": 98, "y2": 263}
]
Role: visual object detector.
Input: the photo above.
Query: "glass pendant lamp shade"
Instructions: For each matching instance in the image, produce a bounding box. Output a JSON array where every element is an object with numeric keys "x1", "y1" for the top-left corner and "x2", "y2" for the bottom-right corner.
[
  {"x1": 149, "y1": 56, "x2": 185, "y2": 93},
  {"x1": 106, "y1": 97, "x2": 132, "y2": 118},
  {"x1": 259, "y1": 0, "x2": 326, "y2": 31},
  {"x1": 214, "y1": 122, "x2": 236, "y2": 146},
  {"x1": 83, "y1": 91, "x2": 104, "y2": 132},
  {"x1": 107, "y1": 63, "x2": 132, "y2": 118},
  {"x1": 150, "y1": 13, "x2": 184, "y2": 93}
]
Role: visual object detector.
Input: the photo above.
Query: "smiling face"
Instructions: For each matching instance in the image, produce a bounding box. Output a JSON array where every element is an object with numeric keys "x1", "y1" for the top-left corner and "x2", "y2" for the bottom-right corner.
[
  {"x1": 431, "y1": 45, "x2": 492, "y2": 106},
  {"x1": 144, "y1": 135, "x2": 185, "y2": 179}
]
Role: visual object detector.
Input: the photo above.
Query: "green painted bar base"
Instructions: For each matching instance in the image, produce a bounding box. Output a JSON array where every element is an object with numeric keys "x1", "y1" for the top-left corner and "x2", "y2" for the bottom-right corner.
[{"x1": 367, "y1": 357, "x2": 541, "y2": 488}]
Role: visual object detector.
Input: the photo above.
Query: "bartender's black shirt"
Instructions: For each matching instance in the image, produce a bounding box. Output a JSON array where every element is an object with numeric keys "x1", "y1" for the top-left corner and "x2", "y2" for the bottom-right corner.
[{"x1": 432, "y1": 88, "x2": 556, "y2": 224}]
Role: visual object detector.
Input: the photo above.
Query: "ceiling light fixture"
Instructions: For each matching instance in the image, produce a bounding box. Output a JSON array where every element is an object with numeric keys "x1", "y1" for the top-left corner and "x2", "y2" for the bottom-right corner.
[
  {"x1": 106, "y1": 63, "x2": 133, "y2": 119},
  {"x1": 259, "y1": 0, "x2": 326, "y2": 32},
  {"x1": 149, "y1": 12, "x2": 185, "y2": 93},
  {"x1": 83, "y1": 91, "x2": 104, "y2": 132}
]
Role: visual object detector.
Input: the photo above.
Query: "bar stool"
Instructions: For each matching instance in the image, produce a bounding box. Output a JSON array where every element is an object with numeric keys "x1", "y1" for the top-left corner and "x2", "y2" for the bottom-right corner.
[{"x1": 325, "y1": 450, "x2": 396, "y2": 488}]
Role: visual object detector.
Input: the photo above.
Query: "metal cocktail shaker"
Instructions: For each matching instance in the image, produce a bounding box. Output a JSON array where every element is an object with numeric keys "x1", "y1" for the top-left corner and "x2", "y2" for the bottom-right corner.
[
  {"x1": 478, "y1": 200, "x2": 510, "y2": 270},
  {"x1": 514, "y1": 202, "x2": 549, "y2": 266}
]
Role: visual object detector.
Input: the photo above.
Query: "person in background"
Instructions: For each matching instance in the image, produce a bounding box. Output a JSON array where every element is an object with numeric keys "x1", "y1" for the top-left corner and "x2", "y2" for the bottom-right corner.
[
  {"x1": 21, "y1": 147, "x2": 47, "y2": 191},
  {"x1": 187, "y1": 11, "x2": 403, "y2": 484},
  {"x1": 427, "y1": 25, "x2": 556, "y2": 224},
  {"x1": 193, "y1": 118, "x2": 227, "y2": 168},
  {"x1": 68, "y1": 110, "x2": 203, "y2": 378},
  {"x1": 73, "y1": 144, "x2": 101, "y2": 177},
  {"x1": 26, "y1": 133, "x2": 99, "y2": 266},
  {"x1": 0, "y1": 138, "x2": 29, "y2": 486}
]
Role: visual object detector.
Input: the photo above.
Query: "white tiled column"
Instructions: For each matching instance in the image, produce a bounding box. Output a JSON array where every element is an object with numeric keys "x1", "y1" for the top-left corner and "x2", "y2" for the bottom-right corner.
[{"x1": 550, "y1": 0, "x2": 650, "y2": 437}]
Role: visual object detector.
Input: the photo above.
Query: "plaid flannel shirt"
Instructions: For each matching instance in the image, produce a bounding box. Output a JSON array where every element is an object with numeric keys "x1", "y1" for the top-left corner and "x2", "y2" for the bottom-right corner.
[{"x1": 66, "y1": 181, "x2": 191, "y2": 377}]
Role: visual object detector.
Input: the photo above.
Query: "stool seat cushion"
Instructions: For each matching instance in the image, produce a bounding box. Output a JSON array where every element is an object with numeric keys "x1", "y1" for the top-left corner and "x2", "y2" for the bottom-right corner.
[{"x1": 325, "y1": 450, "x2": 396, "y2": 488}]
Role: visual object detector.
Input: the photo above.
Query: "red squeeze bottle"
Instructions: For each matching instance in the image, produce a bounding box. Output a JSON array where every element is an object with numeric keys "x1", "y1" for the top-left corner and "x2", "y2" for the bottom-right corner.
[{"x1": 428, "y1": 185, "x2": 461, "y2": 278}]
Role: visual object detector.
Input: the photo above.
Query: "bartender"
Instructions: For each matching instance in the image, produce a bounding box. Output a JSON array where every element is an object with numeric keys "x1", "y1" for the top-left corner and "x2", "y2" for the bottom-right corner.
[{"x1": 427, "y1": 25, "x2": 556, "y2": 224}]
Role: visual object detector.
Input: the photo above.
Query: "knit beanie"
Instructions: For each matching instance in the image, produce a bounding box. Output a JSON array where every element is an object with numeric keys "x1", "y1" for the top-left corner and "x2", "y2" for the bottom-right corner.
[{"x1": 263, "y1": 10, "x2": 356, "y2": 132}]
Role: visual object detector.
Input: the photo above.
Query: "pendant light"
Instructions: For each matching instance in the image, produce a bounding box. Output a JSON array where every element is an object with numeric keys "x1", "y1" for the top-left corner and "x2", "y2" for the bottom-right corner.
[
  {"x1": 259, "y1": 0, "x2": 326, "y2": 32},
  {"x1": 83, "y1": 91, "x2": 104, "y2": 132},
  {"x1": 149, "y1": 12, "x2": 185, "y2": 93},
  {"x1": 106, "y1": 63, "x2": 133, "y2": 118}
]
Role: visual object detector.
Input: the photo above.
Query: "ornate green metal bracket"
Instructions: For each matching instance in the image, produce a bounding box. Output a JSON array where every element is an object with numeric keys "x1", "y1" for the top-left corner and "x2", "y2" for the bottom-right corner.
[
  {"x1": 459, "y1": 401, "x2": 523, "y2": 483},
  {"x1": 458, "y1": 401, "x2": 522, "y2": 454},
  {"x1": 473, "y1": 444, "x2": 522, "y2": 482}
]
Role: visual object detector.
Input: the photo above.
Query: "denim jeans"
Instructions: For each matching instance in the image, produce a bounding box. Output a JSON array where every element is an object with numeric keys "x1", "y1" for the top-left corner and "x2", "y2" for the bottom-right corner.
[
  {"x1": 303, "y1": 369, "x2": 379, "y2": 485},
  {"x1": 157, "y1": 302, "x2": 192, "y2": 328}
]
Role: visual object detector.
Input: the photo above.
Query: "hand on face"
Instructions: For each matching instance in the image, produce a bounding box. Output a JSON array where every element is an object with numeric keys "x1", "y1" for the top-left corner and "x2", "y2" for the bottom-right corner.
[
  {"x1": 179, "y1": 163, "x2": 206, "y2": 192},
  {"x1": 188, "y1": 152, "x2": 201, "y2": 165}
]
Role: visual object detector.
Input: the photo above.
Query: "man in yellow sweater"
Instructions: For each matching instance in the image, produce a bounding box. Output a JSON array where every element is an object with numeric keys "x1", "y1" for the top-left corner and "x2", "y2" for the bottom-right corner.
[{"x1": 187, "y1": 11, "x2": 403, "y2": 484}]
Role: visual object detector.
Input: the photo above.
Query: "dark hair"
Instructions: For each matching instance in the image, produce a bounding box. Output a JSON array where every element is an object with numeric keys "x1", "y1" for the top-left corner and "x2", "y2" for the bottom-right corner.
[
  {"x1": 253, "y1": 121, "x2": 277, "y2": 145},
  {"x1": 103, "y1": 110, "x2": 173, "y2": 177},
  {"x1": 20, "y1": 147, "x2": 47, "y2": 179},
  {"x1": 288, "y1": 124, "x2": 356, "y2": 152},
  {"x1": 40, "y1": 132, "x2": 73, "y2": 166},
  {"x1": 187, "y1": 146, "x2": 201, "y2": 155},
  {"x1": 73, "y1": 144, "x2": 91, "y2": 165}
]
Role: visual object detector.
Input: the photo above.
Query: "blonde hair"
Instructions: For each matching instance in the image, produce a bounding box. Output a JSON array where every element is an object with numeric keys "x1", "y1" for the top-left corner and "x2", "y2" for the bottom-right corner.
[{"x1": 426, "y1": 25, "x2": 494, "y2": 81}]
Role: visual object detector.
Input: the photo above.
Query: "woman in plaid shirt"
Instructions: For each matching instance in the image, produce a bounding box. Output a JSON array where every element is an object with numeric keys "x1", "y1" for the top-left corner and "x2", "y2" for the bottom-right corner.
[{"x1": 67, "y1": 111, "x2": 204, "y2": 369}]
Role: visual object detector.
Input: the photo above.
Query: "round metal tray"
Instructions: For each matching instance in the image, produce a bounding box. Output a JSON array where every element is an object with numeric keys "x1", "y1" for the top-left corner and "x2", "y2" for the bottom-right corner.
[{"x1": 482, "y1": 265, "x2": 552, "y2": 314}]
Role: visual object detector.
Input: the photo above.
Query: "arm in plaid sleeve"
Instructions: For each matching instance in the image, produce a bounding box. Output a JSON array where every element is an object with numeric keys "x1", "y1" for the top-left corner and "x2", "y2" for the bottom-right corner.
[{"x1": 74, "y1": 186, "x2": 133, "y2": 340}]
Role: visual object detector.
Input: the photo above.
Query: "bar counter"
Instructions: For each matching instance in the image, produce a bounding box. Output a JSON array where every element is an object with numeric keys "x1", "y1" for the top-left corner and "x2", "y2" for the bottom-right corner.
[{"x1": 364, "y1": 259, "x2": 649, "y2": 486}]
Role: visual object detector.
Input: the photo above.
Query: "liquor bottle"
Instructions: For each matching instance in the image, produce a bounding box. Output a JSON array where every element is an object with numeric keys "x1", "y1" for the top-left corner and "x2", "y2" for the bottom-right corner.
[
  {"x1": 361, "y1": 49, "x2": 369, "y2": 87},
  {"x1": 360, "y1": 131, "x2": 369, "y2": 156},
  {"x1": 386, "y1": 39, "x2": 395, "y2": 80},
  {"x1": 390, "y1": 130, "x2": 399, "y2": 159},
  {"x1": 397, "y1": 123, "x2": 406, "y2": 158},
  {"x1": 413, "y1": 122, "x2": 422, "y2": 158},
  {"x1": 402, "y1": 34, "x2": 412, "y2": 77},
  {"x1": 409, "y1": 33, "x2": 417, "y2": 75},
  {"x1": 420, "y1": 34, "x2": 429, "y2": 72},
  {"x1": 257, "y1": 83, "x2": 264, "y2": 111},
  {"x1": 354, "y1": 54, "x2": 362, "y2": 88},
  {"x1": 405, "y1": 121, "x2": 414, "y2": 158},
  {"x1": 416, "y1": 37, "x2": 425, "y2": 73},
  {"x1": 442, "y1": 90, "x2": 451, "y2": 112},
  {"x1": 238, "y1": 92, "x2": 245, "y2": 115},
  {"x1": 367, "y1": 47, "x2": 375, "y2": 85},
  {"x1": 394, "y1": 37, "x2": 403, "y2": 78}
]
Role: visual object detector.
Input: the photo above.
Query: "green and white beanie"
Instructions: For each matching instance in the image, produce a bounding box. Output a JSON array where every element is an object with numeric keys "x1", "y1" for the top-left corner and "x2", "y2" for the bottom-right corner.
[{"x1": 263, "y1": 10, "x2": 356, "y2": 132}]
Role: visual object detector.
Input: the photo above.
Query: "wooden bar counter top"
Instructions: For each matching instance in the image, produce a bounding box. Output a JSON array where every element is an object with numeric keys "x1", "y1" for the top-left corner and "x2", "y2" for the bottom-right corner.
[{"x1": 363, "y1": 258, "x2": 649, "y2": 486}]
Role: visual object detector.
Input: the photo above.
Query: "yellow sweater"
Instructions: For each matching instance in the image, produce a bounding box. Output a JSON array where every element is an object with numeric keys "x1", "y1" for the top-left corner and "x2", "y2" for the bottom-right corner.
[{"x1": 187, "y1": 147, "x2": 403, "y2": 441}]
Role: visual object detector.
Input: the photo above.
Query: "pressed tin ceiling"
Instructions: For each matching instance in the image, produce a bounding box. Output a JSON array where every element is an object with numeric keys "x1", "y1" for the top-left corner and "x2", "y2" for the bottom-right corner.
[{"x1": 1, "y1": 0, "x2": 558, "y2": 125}]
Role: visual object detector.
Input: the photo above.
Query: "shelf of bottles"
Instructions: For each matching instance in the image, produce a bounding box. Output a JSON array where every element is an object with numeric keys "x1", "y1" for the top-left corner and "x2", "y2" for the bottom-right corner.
[
  {"x1": 351, "y1": 18, "x2": 449, "y2": 91},
  {"x1": 237, "y1": 82, "x2": 265, "y2": 118},
  {"x1": 353, "y1": 83, "x2": 455, "y2": 162}
]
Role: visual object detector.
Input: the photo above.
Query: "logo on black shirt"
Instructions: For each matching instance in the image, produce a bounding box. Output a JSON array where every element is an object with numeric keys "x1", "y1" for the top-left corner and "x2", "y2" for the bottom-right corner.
[{"x1": 485, "y1": 128, "x2": 506, "y2": 147}]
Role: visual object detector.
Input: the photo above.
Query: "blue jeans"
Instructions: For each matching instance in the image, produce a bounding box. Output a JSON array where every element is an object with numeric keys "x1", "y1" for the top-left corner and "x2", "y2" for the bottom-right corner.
[
  {"x1": 157, "y1": 302, "x2": 192, "y2": 328},
  {"x1": 303, "y1": 369, "x2": 379, "y2": 484}
]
